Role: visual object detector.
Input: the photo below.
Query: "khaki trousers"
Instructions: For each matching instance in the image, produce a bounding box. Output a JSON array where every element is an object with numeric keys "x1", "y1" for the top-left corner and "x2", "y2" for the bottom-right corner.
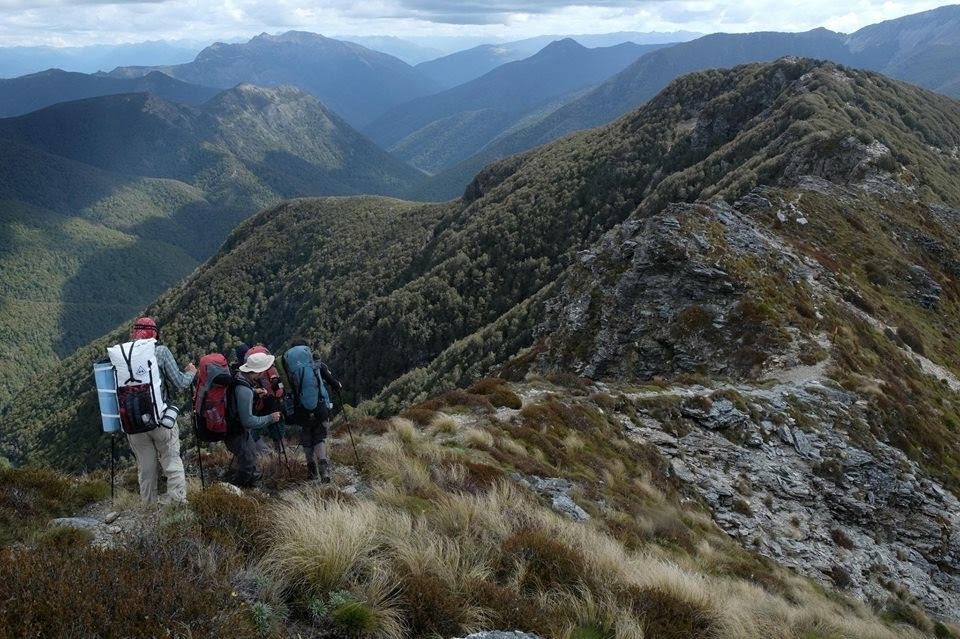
[{"x1": 127, "y1": 425, "x2": 187, "y2": 504}]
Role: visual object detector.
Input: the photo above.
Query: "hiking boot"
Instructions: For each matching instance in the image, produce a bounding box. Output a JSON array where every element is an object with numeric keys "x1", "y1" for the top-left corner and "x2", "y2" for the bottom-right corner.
[
  {"x1": 233, "y1": 469, "x2": 262, "y2": 488},
  {"x1": 319, "y1": 460, "x2": 331, "y2": 484},
  {"x1": 307, "y1": 461, "x2": 318, "y2": 480}
]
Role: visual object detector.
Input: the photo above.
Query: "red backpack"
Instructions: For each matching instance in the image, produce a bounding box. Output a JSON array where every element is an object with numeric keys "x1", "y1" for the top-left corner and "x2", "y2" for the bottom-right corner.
[{"x1": 193, "y1": 353, "x2": 234, "y2": 442}]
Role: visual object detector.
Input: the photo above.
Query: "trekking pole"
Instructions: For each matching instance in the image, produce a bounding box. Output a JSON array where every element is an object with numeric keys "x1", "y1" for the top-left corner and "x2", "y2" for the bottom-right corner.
[
  {"x1": 277, "y1": 436, "x2": 291, "y2": 478},
  {"x1": 336, "y1": 389, "x2": 363, "y2": 473},
  {"x1": 194, "y1": 411, "x2": 206, "y2": 492},
  {"x1": 110, "y1": 434, "x2": 115, "y2": 504}
]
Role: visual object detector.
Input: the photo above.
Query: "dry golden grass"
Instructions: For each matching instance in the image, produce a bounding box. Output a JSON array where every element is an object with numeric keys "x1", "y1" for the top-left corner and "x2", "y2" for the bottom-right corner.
[
  {"x1": 260, "y1": 495, "x2": 381, "y2": 594},
  {"x1": 427, "y1": 412, "x2": 458, "y2": 434},
  {"x1": 460, "y1": 426, "x2": 495, "y2": 449}
]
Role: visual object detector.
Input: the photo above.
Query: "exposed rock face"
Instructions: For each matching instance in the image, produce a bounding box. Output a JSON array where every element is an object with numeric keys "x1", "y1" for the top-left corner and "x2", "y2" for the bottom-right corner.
[
  {"x1": 619, "y1": 378, "x2": 960, "y2": 619},
  {"x1": 514, "y1": 474, "x2": 590, "y2": 521},
  {"x1": 539, "y1": 197, "x2": 801, "y2": 380}
]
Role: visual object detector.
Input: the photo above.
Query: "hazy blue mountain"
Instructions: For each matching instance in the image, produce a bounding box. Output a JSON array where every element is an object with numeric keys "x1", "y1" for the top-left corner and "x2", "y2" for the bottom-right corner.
[
  {"x1": 365, "y1": 39, "x2": 656, "y2": 172},
  {"x1": 336, "y1": 35, "x2": 445, "y2": 64},
  {"x1": 846, "y1": 3, "x2": 960, "y2": 96},
  {"x1": 108, "y1": 31, "x2": 441, "y2": 127},
  {"x1": 0, "y1": 69, "x2": 219, "y2": 118},
  {"x1": 0, "y1": 40, "x2": 204, "y2": 78},
  {"x1": 416, "y1": 34, "x2": 679, "y2": 88}
]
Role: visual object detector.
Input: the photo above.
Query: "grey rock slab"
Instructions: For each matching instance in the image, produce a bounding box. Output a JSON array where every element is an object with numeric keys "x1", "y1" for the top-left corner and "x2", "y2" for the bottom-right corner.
[
  {"x1": 104, "y1": 511, "x2": 120, "y2": 524},
  {"x1": 453, "y1": 632, "x2": 545, "y2": 639},
  {"x1": 49, "y1": 517, "x2": 100, "y2": 530}
]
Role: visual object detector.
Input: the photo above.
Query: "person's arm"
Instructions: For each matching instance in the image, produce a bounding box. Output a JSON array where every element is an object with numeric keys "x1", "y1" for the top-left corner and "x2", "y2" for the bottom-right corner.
[
  {"x1": 318, "y1": 362, "x2": 342, "y2": 391},
  {"x1": 156, "y1": 345, "x2": 196, "y2": 390},
  {"x1": 234, "y1": 384, "x2": 275, "y2": 430}
]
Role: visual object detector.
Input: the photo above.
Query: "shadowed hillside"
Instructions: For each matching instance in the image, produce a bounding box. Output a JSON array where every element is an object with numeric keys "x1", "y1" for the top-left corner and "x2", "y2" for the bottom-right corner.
[
  {"x1": 0, "y1": 85, "x2": 423, "y2": 405},
  {"x1": 0, "y1": 69, "x2": 218, "y2": 117}
]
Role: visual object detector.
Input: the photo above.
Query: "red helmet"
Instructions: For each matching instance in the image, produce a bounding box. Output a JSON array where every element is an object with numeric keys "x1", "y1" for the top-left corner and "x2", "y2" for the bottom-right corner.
[{"x1": 131, "y1": 316, "x2": 159, "y2": 340}]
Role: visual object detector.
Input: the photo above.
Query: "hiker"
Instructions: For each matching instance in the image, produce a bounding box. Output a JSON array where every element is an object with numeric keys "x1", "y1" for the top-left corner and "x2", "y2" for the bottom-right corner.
[
  {"x1": 283, "y1": 339, "x2": 342, "y2": 482},
  {"x1": 107, "y1": 317, "x2": 196, "y2": 504},
  {"x1": 234, "y1": 342, "x2": 285, "y2": 454},
  {"x1": 226, "y1": 350, "x2": 282, "y2": 486}
]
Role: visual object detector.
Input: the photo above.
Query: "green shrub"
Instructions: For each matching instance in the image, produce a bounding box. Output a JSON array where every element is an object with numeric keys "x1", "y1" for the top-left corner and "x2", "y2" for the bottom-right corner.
[
  {"x1": 571, "y1": 624, "x2": 613, "y2": 639},
  {"x1": 331, "y1": 600, "x2": 377, "y2": 633},
  {"x1": 629, "y1": 585, "x2": 721, "y2": 639},
  {"x1": 501, "y1": 528, "x2": 588, "y2": 592},
  {"x1": 0, "y1": 541, "x2": 257, "y2": 638},
  {"x1": 190, "y1": 486, "x2": 267, "y2": 556},
  {"x1": 34, "y1": 524, "x2": 94, "y2": 549},
  {"x1": 0, "y1": 466, "x2": 110, "y2": 545}
]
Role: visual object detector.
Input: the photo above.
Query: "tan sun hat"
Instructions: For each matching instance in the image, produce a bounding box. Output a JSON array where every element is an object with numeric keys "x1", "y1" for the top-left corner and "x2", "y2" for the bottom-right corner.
[{"x1": 239, "y1": 351, "x2": 275, "y2": 373}]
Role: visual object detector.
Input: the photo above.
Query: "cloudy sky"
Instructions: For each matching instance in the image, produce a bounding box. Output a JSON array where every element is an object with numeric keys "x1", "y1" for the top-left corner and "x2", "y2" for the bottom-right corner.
[{"x1": 0, "y1": 0, "x2": 951, "y2": 47}]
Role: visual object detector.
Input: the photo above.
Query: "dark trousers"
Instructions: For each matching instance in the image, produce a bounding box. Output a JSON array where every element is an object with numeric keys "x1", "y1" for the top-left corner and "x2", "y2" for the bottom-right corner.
[{"x1": 225, "y1": 428, "x2": 258, "y2": 485}]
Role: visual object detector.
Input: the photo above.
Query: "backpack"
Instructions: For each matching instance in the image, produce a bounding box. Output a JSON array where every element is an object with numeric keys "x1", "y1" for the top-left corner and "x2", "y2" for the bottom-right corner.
[
  {"x1": 106, "y1": 339, "x2": 167, "y2": 434},
  {"x1": 193, "y1": 353, "x2": 235, "y2": 442},
  {"x1": 283, "y1": 345, "x2": 332, "y2": 414},
  {"x1": 246, "y1": 344, "x2": 283, "y2": 414}
]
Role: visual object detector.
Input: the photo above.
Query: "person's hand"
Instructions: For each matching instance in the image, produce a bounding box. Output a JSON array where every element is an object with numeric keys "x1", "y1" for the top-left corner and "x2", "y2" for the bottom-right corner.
[
  {"x1": 255, "y1": 387, "x2": 268, "y2": 397},
  {"x1": 185, "y1": 362, "x2": 197, "y2": 375},
  {"x1": 271, "y1": 411, "x2": 281, "y2": 423}
]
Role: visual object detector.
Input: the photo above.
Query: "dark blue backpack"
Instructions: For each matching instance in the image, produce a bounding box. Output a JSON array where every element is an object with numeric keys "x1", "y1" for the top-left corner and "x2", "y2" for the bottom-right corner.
[{"x1": 283, "y1": 345, "x2": 332, "y2": 412}]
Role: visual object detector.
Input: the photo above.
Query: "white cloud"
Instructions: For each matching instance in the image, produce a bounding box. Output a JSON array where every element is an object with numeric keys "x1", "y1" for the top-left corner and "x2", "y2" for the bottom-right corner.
[{"x1": 0, "y1": 0, "x2": 952, "y2": 46}]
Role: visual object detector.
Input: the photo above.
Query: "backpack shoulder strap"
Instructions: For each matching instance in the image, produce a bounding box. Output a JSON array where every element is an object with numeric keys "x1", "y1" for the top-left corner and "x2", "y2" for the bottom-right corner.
[{"x1": 119, "y1": 341, "x2": 141, "y2": 385}]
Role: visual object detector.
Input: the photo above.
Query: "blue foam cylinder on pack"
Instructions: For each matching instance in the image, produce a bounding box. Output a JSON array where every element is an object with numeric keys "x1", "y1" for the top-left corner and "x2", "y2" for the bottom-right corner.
[{"x1": 93, "y1": 363, "x2": 121, "y2": 434}]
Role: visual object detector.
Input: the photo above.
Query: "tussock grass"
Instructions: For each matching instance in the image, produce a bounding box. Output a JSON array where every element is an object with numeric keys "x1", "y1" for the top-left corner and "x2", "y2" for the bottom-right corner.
[
  {"x1": 261, "y1": 496, "x2": 382, "y2": 594},
  {"x1": 428, "y1": 411, "x2": 458, "y2": 434},
  {"x1": 387, "y1": 417, "x2": 419, "y2": 445},
  {"x1": 460, "y1": 426, "x2": 495, "y2": 449}
]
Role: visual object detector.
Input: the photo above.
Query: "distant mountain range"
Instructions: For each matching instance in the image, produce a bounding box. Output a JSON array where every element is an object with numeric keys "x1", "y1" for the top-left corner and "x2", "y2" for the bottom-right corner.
[
  {"x1": 0, "y1": 69, "x2": 219, "y2": 118},
  {"x1": 413, "y1": 4, "x2": 960, "y2": 200},
  {"x1": 415, "y1": 31, "x2": 698, "y2": 88},
  {"x1": 106, "y1": 31, "x2": 441, "y2": 127},
  {"x1": 364, "y1": 39, "x2": 663, "y2": 173},
  {"x1": 0, "y1": 40, "x2": 204, "y2": 79},
  {"x1": 0, "y1": 84, "x2": 422, "y2": 405}
]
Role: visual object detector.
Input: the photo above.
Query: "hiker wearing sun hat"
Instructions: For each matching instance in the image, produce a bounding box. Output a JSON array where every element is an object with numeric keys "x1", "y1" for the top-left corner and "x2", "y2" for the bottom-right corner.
[{"x1": 226, "y1": 350, "x2": 282, "y2": 487}]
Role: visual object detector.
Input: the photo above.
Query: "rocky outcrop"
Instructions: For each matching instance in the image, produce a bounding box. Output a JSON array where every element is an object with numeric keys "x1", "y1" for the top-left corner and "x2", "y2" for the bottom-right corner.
[
  {"x1": 539, "y1": 196, "x2": 804, "y2": 380},
  {"x1": 618, "y1": 376, "x2": 960, "y2": 619}
]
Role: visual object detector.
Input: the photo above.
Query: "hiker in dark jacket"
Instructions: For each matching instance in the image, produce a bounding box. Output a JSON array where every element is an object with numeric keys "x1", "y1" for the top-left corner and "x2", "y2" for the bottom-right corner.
[
  {"x1": 286, "y1": 339, "x2": 342, "y2": 482},
  {"x1": 226, "y1": 351, "x2": 281, "y2": 487}
]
